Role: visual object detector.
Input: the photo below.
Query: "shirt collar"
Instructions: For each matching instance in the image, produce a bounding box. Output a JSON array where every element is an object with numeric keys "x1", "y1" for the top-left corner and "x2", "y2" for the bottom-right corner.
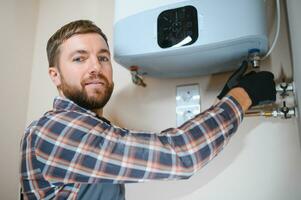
[
  {"x1": 53, "y1": 96, "x2": 97, "y2": 117},
  {"x1": 53, "y1": 96, "x2": 112, "y2": 124}
]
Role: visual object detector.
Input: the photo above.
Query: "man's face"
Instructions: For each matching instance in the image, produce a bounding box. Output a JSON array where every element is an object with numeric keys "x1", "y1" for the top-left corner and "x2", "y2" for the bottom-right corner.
[{"x1": 50, "y1": 33, "x2": 114, "y2": 110}]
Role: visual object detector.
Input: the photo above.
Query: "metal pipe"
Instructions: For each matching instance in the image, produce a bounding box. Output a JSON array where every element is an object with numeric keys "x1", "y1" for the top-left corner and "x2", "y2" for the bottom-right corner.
[{"x1": 245, "y1": 106, "x2": 296, "y2": 119}]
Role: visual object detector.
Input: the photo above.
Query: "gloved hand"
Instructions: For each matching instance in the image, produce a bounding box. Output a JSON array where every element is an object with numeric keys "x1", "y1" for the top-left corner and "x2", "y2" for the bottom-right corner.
[
  {"x1": 217, "y1": 60, "x2": 248, "y2": 100},
  {"x1": 236, "y1": 71, "x2": 276, "y2": 106}
]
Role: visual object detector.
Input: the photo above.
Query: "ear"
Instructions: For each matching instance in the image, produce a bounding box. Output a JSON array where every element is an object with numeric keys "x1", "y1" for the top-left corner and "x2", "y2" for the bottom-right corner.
[{"x1": 48, "y1": 67, "x2": 61, "y2": 87}]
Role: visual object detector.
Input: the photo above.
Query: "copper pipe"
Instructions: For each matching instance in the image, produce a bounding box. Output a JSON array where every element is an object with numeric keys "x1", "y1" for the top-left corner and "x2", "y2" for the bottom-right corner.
[{"x1": 245, "y1": 110, "x2": 274, "y2": 118}]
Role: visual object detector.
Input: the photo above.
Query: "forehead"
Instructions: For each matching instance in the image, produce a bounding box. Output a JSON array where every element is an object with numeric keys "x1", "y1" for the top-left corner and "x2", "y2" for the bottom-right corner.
[{"x1": 60, "y1": 33, "x2": 109, "y2": 55}]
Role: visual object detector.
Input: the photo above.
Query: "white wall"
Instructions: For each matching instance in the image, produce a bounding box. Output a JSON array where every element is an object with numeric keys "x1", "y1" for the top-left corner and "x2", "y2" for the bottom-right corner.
[
  {"x1": 0, "y1": 1, "x2": 39, "y2": 200},
  {"x1": 22, "y1": 0, "x2": 301, "y2": 200},
  {"x1": 286, "y1": 0, "x2": 301, "y2": 149}
]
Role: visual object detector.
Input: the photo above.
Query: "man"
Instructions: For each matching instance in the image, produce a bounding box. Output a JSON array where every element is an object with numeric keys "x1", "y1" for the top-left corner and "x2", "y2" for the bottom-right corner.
[{"x1": 20, "y1": 20, "x2": 276, "y2": 200}]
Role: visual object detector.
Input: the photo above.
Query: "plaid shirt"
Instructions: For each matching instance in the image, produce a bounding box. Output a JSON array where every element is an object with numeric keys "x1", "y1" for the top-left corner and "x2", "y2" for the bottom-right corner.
[{"x1": 20, "y1": 96, "x2": 243, "y2": 199}]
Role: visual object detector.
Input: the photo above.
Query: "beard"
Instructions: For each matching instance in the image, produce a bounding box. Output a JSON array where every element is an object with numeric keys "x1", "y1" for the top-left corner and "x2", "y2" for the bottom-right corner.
[{"x1": 59, "y1": 73, "x2": 114, "y2": 110}]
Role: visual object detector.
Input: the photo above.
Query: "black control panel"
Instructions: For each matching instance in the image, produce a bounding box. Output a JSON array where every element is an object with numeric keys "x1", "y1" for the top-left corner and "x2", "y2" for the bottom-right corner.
[{"x1": 157, "y1": 5, "x2": 198, "y2": 48}]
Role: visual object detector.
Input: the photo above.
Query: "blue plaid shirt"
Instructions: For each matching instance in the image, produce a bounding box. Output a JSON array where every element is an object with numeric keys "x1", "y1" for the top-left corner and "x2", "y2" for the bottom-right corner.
[{"x1": 20, "y1": 96, "x2": 243, "y2": 199}]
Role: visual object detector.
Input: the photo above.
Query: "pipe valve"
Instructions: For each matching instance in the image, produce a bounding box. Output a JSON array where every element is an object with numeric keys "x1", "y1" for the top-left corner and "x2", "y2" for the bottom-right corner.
[
  {"x1": 130, "y1": 66, "x2": 147, "y2": 87},
  {"x1": 275, "y1": 101, "x2": 296, "y2": 119},
  {"x1": 276, "y1": 81, "x2": 294, "y2": 97},
  {"x1": 246, "y1": 101, "x2": 296, "y2": 119},
  {"x1": 248, "y1": 49, "x2": 261, "y2": 68}
]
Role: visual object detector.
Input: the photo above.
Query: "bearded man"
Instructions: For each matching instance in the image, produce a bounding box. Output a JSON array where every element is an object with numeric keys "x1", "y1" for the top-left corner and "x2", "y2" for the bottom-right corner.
[{"x1": 20, "y1": 20, "x2": 276, "y2": 200}]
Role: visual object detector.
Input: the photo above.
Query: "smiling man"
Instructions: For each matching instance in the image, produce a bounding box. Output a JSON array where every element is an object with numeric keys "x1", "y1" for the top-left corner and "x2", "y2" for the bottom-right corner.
[
  {"x1": 20, "y1": 20, "x2": 276, "y2": 200},
  {"x1": 48, "y1": 23, "x2": 114, "y2": 116}
]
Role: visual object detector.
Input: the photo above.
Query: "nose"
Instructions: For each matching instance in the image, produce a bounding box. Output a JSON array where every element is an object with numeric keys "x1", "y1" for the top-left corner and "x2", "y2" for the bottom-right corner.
[{"x1": 88, "y1": 56, "x2": 102, "y2": 75}]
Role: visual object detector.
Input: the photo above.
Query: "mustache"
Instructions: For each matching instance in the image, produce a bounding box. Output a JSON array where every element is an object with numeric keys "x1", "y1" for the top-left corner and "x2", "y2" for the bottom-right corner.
[{"x1": 81, "y1": 74, "x2": 110, "y2": 86}]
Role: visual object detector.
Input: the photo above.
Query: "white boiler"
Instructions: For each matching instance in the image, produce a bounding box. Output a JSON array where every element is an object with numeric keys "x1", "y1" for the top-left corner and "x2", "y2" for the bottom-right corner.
[{"x1": 114, "y1": 0, "x2": 268, "y2": 77}]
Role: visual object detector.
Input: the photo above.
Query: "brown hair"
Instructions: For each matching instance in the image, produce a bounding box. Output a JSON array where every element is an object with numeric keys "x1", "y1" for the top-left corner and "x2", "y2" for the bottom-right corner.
[{"x1": 46, "y1": 20, "x2": 109, "y2": 67}]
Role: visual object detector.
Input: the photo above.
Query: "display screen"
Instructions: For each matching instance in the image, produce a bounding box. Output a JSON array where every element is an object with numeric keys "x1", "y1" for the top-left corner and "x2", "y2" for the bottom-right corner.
[{"x1": 157, "y1": 5, "x2": 198, "y2": 48}]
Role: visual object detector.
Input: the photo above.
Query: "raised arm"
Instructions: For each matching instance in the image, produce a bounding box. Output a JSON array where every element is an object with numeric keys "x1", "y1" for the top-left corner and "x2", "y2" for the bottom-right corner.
[{"x1": 34, "y1": 95, "x2": 244, "y2": 185}]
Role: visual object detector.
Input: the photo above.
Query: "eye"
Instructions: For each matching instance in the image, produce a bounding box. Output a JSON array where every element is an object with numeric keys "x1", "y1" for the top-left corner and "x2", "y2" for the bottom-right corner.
[
  {"x1": 72, "y1": 56, "x2": 85, "y2": 63},
  {"x1": 98, "y1": 56, "x2": 109, "y2": 62}
]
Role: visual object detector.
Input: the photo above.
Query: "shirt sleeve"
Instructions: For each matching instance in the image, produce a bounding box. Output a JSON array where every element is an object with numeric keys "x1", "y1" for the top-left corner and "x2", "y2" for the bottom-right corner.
[{"x1": 34, "y1": 96, "x2": 243, "y2": 184}]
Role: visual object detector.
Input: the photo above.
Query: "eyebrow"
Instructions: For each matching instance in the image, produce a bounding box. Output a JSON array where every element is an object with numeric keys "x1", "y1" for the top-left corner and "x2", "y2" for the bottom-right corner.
[
  {"x1": 98, "y1": 49, "x2": 111, "y2": 56},
  {"x1": 70, "y1": 50, "x2": 88, "y2": 57},
  {"x1": 69, "y1": 49, "x2": 111, "y2": 58}
]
